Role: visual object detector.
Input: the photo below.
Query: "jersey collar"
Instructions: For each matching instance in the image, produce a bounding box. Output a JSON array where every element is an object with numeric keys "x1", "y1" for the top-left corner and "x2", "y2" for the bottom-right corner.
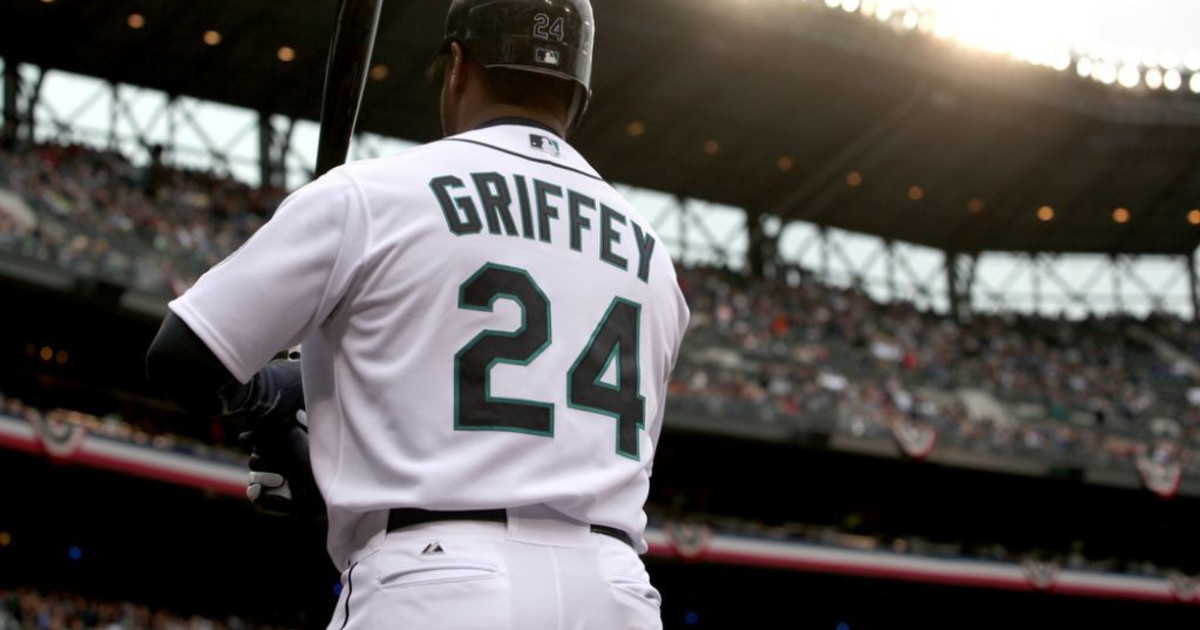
[{"x1": 474, "y1": 117, "x2": 561, "y2": 138}]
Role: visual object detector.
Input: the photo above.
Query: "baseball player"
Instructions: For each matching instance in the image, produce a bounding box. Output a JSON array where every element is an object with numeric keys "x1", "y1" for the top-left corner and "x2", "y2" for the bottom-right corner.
[{"x1": 145, "y1": 0, "x2": 689, "y2": 628}]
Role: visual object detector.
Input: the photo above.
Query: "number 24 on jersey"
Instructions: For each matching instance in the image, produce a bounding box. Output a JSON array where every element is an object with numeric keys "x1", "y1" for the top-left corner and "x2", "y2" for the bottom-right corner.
[{"x1": 454, "y1": 263, "x2": 646, "y2": 461}]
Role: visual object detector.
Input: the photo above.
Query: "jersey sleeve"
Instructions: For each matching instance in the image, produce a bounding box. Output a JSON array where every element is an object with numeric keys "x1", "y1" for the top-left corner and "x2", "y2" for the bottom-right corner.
[{"x1": 168, "y1": 171, "x2": 369, "y2": 383}]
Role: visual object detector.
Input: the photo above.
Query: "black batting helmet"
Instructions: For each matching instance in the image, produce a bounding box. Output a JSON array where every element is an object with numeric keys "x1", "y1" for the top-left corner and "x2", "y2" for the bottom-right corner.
[{"x1": 440, "y1": 0, "x2": 596, "y2": 132}]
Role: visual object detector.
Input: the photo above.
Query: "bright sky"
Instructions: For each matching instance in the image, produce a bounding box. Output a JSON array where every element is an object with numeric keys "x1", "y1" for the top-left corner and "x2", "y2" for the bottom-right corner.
[{"x1": 852, "y1": 0, "x2": 1200, "y2": 52}]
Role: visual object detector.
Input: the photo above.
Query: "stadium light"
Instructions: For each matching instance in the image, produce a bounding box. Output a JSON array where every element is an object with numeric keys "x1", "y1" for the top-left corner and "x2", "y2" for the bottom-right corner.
[
  {"x1": 816, "y1": 2, "x2": 1200, "y2": 97},
  {"x1": 777, "y1": 156, "x2": 796, "y2": 172},
  {"x1": 1191, "y1": 73, "x2": 1200, "y2": 94},
  {"x1": 1037, "y1": 205, "x2": 1054, "y2": 222},
  {"x1": 1075, "y1": 57, "x2": 1092, "y2": 79},
  {"x1": 1145, "y1": 68, "x2": 1163, "y2": 90},
  {"x1": 1141, "y1": 47, "x2": 1161, "y2": 69},
  {"x1": 277, "y1": 46, "x2": 296, "y2": 62},
  {"x1": 968, "y1": 198, "x2": 984, "y2": 213},
  {"x1": 369, "y1": 64, "x2": 389, "y2": 81},
  {"x1": 1050, "y1": 52, "x2": 1072, "y2": 72},
  {"x1": 907, "y1": 185, "x2": 924, "y2": 201},
  {"x1": 703, "y1": 140, "x2": 720, "y2": 155},
  {"x1": 1164, "y1": 69, "x2": 1183, "y2": 91},
  {"x1": 1113, "y1": 207, "x2": 1130, "y2": 224},
  {"x1": 1189, "y1": 209, "x2": 1200, "y2": 225},
  {"x1": 203, "y1": 30, "x2": 222, "y2": 46},
  {"x1": 846, "y1": 171, "x2": 863, "y2": 187},
  {"x1": 626, "y1": 121, "x2": 645, "y2": 138},
  {"x1": 1117, "y1": 65, "x2": 1140, "y2": 89},
  {"x1": 933, "y1": 19, "x2": 954, "y2": 41},
  {"x1": 1120, "y1": 46, "x2": 1143, "y2": 68},
  {"x1": 127, "y1": 14, "x2": 145, "y2": 29}
]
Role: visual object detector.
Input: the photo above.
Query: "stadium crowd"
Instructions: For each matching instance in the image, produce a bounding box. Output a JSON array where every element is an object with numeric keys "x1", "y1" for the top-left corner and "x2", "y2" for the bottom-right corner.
[
  {"x1": 669, "y1": 266, "x2": 1200, "y2": 474},
  {"x1": 0, "y1": 142, "x2": 282, "y2": 295},
  {"x1": 2, "y1": 140, "x2": 1199, "y2": 597},
  {"x1": 0, "y1": 589, "x2": 294, "y2": 630},
  {"x1": 644, "y1": 509, "x2": 1182, "y2": 579},
  {"x1": 2, "y1": 140, "x2": 1199, "y2": 477},
  {"x1": 0, "y1": 391, "x2": 244, "y2": 465}
]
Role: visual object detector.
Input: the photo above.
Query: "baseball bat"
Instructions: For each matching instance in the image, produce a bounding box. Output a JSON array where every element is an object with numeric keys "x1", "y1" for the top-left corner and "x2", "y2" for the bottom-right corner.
[
  {"x1": 278, "y1": 0, "x2": 381, "y2": 361},
  {"x1": 314, "y1": 0, "x2": 385, "y2": 178}
]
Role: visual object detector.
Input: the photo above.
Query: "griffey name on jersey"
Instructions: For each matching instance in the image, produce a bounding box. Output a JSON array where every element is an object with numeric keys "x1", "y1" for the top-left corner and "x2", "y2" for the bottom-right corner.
[{"x1": 430, "y1": 173, "x2": 657, "y2": 282}]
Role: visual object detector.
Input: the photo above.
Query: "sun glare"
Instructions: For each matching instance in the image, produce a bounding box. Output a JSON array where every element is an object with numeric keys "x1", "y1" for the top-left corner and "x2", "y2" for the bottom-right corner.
[{"x1": 822, "y1": 0, "x2": 1199, "y2": 92}]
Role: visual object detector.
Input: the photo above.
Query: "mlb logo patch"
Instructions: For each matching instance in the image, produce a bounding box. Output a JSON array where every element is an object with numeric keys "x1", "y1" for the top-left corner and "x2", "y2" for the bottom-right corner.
[
  {"x1": 530, "y1": 134, "x2": 561, "y2": 157},
  {"x1": 535, "y1": 48, "x2": 561, "y2": 67}
]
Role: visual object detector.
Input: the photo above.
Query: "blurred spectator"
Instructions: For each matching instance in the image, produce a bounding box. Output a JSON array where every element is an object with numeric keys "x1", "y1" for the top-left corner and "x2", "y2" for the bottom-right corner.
[
  {"x1": 0, "y1": 588, "x2": 293, "y2": 630},
  {"x1": 1, "y1": 140, "x2": 1198, "y2": 479},
  {"x1": 0, "y1": 142, "x2": 281, "y2": 296},
  {"x1": 670, "y1": 266, "x2": 1200, "y2": 475},
  {"x1": 0, "y1": 391, "x2": 243, "y2": 465}
]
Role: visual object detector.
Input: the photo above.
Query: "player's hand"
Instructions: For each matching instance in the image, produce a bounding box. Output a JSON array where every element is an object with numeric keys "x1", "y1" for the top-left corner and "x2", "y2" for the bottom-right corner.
[
  {"x1": 240, "y1": 405, "x2": 327, "y2": 520},
  {"x1": 247, "y1": 448, "x2": 295, "y2": 516},
  {"x1": 244, "y1": 359, "x2": 306, "y2": 432}
]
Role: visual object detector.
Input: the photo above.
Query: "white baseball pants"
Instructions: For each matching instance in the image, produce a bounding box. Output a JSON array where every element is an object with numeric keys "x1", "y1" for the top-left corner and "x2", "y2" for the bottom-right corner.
[{"x1": 326, "y1": 507, "x2": 662, "y2": 630}]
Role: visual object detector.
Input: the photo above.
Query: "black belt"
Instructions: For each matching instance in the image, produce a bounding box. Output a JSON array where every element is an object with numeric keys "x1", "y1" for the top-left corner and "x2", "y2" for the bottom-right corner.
[{"x1": 387, "y1": 508, "x2": 633, "y2": 549}]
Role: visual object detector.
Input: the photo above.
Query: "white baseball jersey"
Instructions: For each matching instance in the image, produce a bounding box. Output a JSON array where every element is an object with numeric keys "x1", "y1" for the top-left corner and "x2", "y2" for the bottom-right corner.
[{"x1": 170, "y1": 121, "x2": 690, "y2": 570}]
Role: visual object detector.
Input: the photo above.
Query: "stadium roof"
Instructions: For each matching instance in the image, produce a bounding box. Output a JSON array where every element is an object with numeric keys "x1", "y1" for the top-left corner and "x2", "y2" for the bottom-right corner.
[{"x1": 3, "y1": 0, "x2": 1200, "y2": 255}]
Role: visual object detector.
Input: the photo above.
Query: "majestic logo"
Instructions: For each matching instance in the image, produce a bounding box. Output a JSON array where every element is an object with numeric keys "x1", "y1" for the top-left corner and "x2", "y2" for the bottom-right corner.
[
  {"x1": 535, "y1": 48, "x2": 562, "y2": 67},
  {"x1": 529, "y1": 134, "x2": 561, "y2": 157},
  {"x1": 420, "y1": 542, "x2": 446, "y2": 556}
]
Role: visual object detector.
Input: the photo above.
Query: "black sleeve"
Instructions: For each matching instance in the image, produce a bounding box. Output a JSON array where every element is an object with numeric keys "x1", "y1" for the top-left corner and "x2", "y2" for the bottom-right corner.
[{"x1": 145, "y1": 312, "x2": 253, "y2": 415}]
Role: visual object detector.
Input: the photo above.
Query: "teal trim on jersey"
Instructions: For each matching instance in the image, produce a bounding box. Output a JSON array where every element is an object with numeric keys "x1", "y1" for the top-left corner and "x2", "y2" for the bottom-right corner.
[
  {"x1": 533, "y1": 179, "x2": 562, "y2": 245},
  {"x1": 598, "y1": 204, "x2": 630, "y2": 272},
  {"x1": 513, "y1": 175, "x2": 537, "y2": 240},
  {"x1": 453, "y1": 263, "x2": 554, "y2": 438},
  {"x1": 566, "y1": 297, "x2": 647, "y2": 461},
  {"x1": 566, "y1": 190, "x2": 595, "y2": 253},
  {"x1": 443, "y1": 138, "x2": 606, "y2": 183},
  {"x1": 471, "y1": 172, "x2": 520, "y2": 237},
  {"x1": 630, "y1": 222, "x2": 656, "y2": 284},
  {"x1": 593, "y1": 342, "x2": 621, "y2": 391},
  {"x1": 431, "y1": 175, "x2": 484, "y2": 236}
]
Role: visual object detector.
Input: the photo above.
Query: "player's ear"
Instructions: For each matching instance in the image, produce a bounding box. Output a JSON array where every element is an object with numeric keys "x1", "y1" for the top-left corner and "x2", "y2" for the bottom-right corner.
[
  {"x1": 439, "y1": 41, "x2": 469, "y2": 137},
  {"x1": 447, "y1": 41, "x2": 468, "y2": 96}
]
